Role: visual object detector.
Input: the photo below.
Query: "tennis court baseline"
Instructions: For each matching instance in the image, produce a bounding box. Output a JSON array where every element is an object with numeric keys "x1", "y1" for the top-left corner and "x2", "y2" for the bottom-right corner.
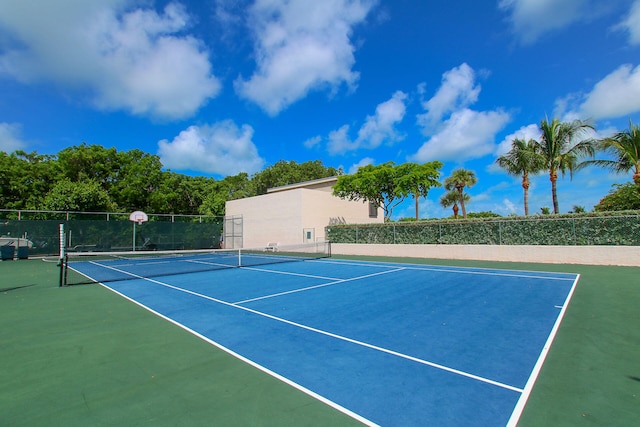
[{"x1": 68, "y1": 255, "x2": 578, "y2": 427}]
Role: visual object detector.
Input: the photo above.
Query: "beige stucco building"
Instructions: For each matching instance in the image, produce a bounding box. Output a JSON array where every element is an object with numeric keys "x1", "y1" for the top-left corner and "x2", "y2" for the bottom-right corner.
[{"x1": 224, "y1": 176, "x2": 383, "y2": 248}]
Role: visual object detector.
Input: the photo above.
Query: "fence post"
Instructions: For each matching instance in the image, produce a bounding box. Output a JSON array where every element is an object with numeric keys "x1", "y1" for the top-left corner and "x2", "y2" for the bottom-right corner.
[{"x1": 499, "y1": 221, "x2": 502, "y2": 245}]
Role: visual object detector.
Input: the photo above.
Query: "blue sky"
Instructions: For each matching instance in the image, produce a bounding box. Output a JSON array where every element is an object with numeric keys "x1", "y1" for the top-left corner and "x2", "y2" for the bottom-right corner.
[{"x1": 1, "y1": 0, "x2": 640, "y2": 219}]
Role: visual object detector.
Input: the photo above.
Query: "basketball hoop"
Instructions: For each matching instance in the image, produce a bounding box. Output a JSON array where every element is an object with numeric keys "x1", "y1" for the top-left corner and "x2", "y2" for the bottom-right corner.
[
  {"x1": 129, "y1": 210, "x2": 149, "y2": 225},
  {"x1": 129, "y1": 211, "x2": 148, "y2": 251}
]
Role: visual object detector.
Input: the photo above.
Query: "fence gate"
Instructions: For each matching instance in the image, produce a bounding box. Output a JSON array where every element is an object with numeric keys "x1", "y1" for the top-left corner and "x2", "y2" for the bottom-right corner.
[{"x1": 223, "y1": 215, "x2": 243, "y2": 249}]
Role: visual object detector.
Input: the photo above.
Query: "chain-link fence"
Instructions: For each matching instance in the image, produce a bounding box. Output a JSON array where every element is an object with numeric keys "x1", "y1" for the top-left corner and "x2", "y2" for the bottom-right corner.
[
  {"x1": 223, "y1": 215, "x2": 243, "y2": 249},
  {"x1": 0, "y1": 210, "x2": 224, "y2": 257},
  {"x1": 326, "y1": 213, "x2": 640, "y2": 246}
]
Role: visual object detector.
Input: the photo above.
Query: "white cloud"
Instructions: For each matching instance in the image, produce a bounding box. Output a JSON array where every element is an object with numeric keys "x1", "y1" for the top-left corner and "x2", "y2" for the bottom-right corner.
[
  {"x1": 412, "y1": 109, "x2": 510, "y2": 162},
  {"x1": 0, "y1": 1, "x2": 220, "y2": 120},
  {"x1": 495, "y1": 123, "x2": 540, "y2": 156},
  {"x1": 157, "y1": 120, "x2": 265, "y2": 176},
  {"x1": 347, "y1": 157, "x2": 374, "y2": 174},
  {"x1": 327, "y1": 91, "x2": 407, "y2": 155},
  {"x1": 235, "y1": 0, "x2": 376, "y2": 115},
  {"x1": 0, "y1": 123, "x2": 26, "y2": 153},
  {"x1": 213, "y1": 0, "x2": 245, "y2": 29},
  {"x1": 303, "y1": 135, "x2": 322, "y2": 149},
  {"x1": 412, "y1": 64, "x2": 510, "y2": 163},
  {"x1": 499, "y1": 0, "x2": 593, "y2": 44},
  {"x1": 417, "y1": 63, "x2": 480, "y2": 132},
  {"x1": 327, "y1": 124, "x2": 354, "y2": 155},
  {"x1": 617, "y1": 0, "x2": 640, "y2": 45},
  {"x1": 501, "y1": 198, "x2": 518, "y2": 215},
  {"x1": 356, "y1": 91, "x2": 407, "y2": 147},
  {"x1": 579, "y1": 64, "x2": 640, "y2": 119}
]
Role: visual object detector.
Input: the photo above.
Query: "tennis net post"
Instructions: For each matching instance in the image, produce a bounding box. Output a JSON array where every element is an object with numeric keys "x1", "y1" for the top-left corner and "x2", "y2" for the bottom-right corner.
[{"x1": 58, "y1": 223, "x2": 66, "y2": 287}]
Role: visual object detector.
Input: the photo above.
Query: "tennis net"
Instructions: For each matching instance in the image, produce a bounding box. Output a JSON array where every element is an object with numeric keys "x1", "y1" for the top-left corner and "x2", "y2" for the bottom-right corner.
[{"x1": 61, "y1": 241, "x2": 331, "y2": 286}]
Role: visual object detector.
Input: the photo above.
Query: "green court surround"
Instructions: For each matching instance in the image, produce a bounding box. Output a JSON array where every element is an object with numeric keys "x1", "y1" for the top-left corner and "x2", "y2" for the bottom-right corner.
[{"x1": 1, "y1": 257, "x2": 638, "y2": 426}]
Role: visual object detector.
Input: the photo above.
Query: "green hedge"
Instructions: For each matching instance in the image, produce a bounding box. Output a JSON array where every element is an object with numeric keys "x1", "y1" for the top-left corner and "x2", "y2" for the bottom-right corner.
[{"x1": 326, "y1": 212, "x2": 640, "y2": 246}]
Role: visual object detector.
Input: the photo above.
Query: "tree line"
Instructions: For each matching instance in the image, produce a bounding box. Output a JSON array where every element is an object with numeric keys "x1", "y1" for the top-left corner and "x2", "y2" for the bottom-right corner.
[
  {"x1": 494, "y1": 117, "x2": 640, "y2": 216},
  {"x1": 333, "y1": 118, "x2": 640, "y2": 219},
  {"x1": 0, "y1": 143, "x2": 340, "y2": 216},
  {"x1": 2, "y1": 117, "x2": 639, "y2": 220}
]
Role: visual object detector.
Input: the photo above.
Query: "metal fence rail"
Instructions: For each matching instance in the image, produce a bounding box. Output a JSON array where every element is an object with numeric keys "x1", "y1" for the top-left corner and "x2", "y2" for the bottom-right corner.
[{"x1": 326, "y1": 214, "x2": 640, "y2": 246}]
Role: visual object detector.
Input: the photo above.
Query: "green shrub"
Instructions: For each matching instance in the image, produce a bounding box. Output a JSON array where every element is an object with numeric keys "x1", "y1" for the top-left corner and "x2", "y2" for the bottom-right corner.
[{"x1": 326, "y1": 212, "x2": 640, "y2": 246}]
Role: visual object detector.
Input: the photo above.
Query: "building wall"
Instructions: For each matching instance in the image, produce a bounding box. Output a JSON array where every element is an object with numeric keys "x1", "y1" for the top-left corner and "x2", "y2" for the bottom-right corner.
[
  {"x1": 225, "y1": 190, "x2": 302, "y2": 248},
  {"x1": 225, "y1": 182, "x2": 383, "y2": 248},
  {"x1": 331, "y1": 243, "x2": 640, "y2": 266},
  {"x1": 267, "y1": 177, "x2": 337, "y2": 193},
  {"x1": 300, "y1": 189, "x2": 382, "y2": 243}
]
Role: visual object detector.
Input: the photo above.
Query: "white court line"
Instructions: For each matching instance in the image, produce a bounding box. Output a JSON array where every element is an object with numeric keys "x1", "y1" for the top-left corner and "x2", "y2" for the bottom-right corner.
[
  {"x1": 316, "y1": 259, "x2": 577, "y2": 281},
  {"x1": 91, "y1": 261, "x2": 523, "y2": 394},
  {"x1": 92, "y1": 276, "x2": 379, "y2": 427},
  {"x1": 243, "y1": 266, "x2": 343, "y2": 281},
  {"x1": 234, "y1": 267, "x2": 406, "y2": 304},
  {"x1": 505, "y1": 274, "x2": 581, "y2": 426},
  {"x1": 183, "y1": 259, "x2": 239, "y2": 268},
  {"x1": 90, "y1": 258, "x2": 238, "y2": 271}
]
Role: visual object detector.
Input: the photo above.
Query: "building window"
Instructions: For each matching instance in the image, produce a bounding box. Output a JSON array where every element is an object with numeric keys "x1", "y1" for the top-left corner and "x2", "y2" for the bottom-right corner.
[{"x1": 369, "y1": 202, "x2": 378, "y2": 218}]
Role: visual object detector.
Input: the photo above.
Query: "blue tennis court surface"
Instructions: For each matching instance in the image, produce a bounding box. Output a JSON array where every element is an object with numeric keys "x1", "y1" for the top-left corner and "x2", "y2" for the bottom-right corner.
[{"x1": 70, "y1": 257, "x2": 579, "y2": 426}]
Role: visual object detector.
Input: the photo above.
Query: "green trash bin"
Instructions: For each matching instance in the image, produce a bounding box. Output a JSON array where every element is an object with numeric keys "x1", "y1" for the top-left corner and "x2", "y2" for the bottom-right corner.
[
  {"x1": 17, "y1": 246, "x2": 28, "y2": 260},
  {"x1": 1, "y1": 245, "x2": 15, "y2": 261}
]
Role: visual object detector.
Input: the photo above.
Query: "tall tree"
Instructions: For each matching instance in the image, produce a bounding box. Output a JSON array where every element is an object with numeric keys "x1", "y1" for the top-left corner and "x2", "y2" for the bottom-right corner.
[
  {"x1": 495, "y1": 138, "x2": 546, "y2": 215},
  {"x1": 0, "y1": 150, "x2": 60, "y2": 209},
  {"x1": 110, "y1": 149, "x2": 164, "y2": 211},
  {"x1": 151, "y1": 173, "x2": 217, "y2": 215},
  {"x1": 57, "y1": 143, "x2": 119, "y2": 186},
  {"x1": 443, "y1": 169, "x2": 477, "y2": 218},
  {"x1": 536, "y1": 117, "x2": 595, "y2": 214},
  {"x1": 394, "y1": 161, "x2": 443, "y2": 220},
  {"x1": 42, "y1": 179, "x2": 116, "y2": 212},
  {"x1": 252, "y1": 160, "x2": 342, "y2": 195},
  {"x1": 594, "y1": 182, "x2": 640, "y2": 211},
  {"x1": 199, "y1": 173, "x2": 255, "y2": 217},
  {"x1": 333, "y1": 161, "x2": 442, "y2": 221},
  {"x1": 439, "y1": 189, "x2": 466, "y2": 219},
  {"x1": 582, "y1": 119, "x2": 640, "y2": 185}
]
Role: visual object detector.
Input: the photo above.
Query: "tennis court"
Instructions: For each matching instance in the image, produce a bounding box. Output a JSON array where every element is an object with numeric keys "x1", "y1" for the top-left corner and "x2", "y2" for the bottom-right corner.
[{"x1": 65, "y1": 249, "x2": 579, "y2": 427}]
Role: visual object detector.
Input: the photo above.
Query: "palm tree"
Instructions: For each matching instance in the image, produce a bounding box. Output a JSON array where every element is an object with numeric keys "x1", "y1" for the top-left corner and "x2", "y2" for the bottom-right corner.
[
  {"x1": 444, "y1": 169, "x2": 477, "y2": 218},
  {"x1": 536, "y1": 117, "x2": 595, "y2": 214},
  {"x1": 582, "y1": 119, "x2": 640, "y2": 185},
  {"x1": 440, "y1": 189, "x2": 468, "y2": 219},
  {"x1": 495, "y1": 138, "x2": 546, "y2": 216}
]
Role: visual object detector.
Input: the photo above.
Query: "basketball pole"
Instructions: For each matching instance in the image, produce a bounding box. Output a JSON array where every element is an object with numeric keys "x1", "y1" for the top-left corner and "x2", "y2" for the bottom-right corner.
[{"x1": 129, "y1": 211, "x2": 148, "y2": 252}]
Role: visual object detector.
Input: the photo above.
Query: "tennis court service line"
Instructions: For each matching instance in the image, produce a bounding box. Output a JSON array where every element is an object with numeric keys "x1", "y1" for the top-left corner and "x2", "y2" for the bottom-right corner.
[
  {"x1": 233, "y1": 267, "x2": 406, "y2": 304},
  {"x1": 505, "y1": 273, "x2": 580, "y2": 427},
  {"x1": 93, "y1": 275, "x2": 377, "y2": 427},
  {"x1": 318, "y1": 259, "x2": 577, "y2": 281},
  {"x1": 92, "y1": 261, "x2": 523, "y2": 393},
  {"x1": 88, "y1": 257, "x2": 237, "y2": 271},
  {"x1": 243, "y1": 266, "x2": 344, "y2": 281}
]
